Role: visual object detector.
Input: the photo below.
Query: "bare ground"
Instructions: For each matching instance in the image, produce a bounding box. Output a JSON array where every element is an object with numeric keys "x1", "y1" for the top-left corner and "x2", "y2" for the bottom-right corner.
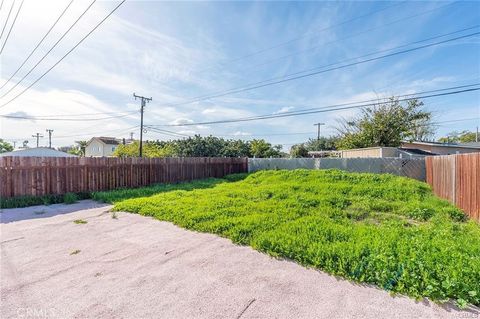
[{"x1": 1, "y1": 200, "x2": 478, "y2": 319}]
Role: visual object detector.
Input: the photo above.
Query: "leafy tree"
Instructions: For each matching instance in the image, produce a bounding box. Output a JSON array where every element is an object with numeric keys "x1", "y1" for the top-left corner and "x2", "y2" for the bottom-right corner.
[
  {"x1": 71, "y1": 140, "x2": 88, "y2": 156},
  {"x1": 0, "y1": 139, "x2": 13, "y2": 153},
  {"x1": 438, "y1": 130, "x2": 477, "y2": 144},
  {"x1": 335, "y1": 98, "x2": 433, "y2": 149},
  {"x1": 290, "y1": 143, "x2": 309, "y2": 158},
  {"x1": 304, "y1": 137, "x2": 339, "y2": 151},
  {"x1": 114, "y1": 135, "x2": 281, "y2": 158},
  {"x1": 250, "y1": 139, "x2": 281, "y2": 158}
]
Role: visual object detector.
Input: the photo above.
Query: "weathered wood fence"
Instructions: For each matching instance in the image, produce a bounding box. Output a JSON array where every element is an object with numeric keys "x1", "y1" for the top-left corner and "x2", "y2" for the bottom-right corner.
[
  {"x1": 425, "y1": 153, "x2": 479, "y2": 222},
  {"x1": 0, "y1": 157, "x2": 248, "y2": 198}
]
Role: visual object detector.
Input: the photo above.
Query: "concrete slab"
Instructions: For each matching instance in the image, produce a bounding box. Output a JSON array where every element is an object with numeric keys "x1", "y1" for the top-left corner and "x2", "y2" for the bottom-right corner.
[{"x1": 1, "y1": 200, "x2": 478, "y2": 318}]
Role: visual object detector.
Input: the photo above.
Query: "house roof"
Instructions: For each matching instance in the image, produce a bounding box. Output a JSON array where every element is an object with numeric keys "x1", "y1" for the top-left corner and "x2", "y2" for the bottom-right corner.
[
  {"x1": 89, "y1": 137, "x2": 121, "y2": 145},
  {"x1": 402, "y1": 141, "x2": 480, "y2": 149},
  {"x1": 398, "y1": 147, "x2": 437, "y2": 156},
  {"x1": 0, "y1": 147, "x2": 77, "y2": 157}
]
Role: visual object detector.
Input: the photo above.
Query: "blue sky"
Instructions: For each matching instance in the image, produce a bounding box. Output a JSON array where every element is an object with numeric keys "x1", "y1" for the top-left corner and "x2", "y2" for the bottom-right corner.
[{"x1": 0, "y1": 0, "x2": 479, "y2": 149}]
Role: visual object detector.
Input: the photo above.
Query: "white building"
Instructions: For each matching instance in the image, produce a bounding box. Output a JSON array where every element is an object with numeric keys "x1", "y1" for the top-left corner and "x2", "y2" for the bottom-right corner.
[{"x1": 85, "y1": 137, "x2": 122, "y2": 157}]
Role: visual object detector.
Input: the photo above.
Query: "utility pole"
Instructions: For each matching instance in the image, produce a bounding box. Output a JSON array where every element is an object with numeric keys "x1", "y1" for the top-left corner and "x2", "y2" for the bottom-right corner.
[
  {"x1": 476, "y1": 126, "x2": 479, "y2": 143},
  {"x1": 32, "y1": 133, "x2": 43, "y2": 148},
  {"x1": 314, "y1": 123, "x2": 325, "y2": 141},
  {"x1": 130, "y1": 132, "x2": 134, "y2": 141},
  {"x1": 133, "y1": 93, "x2": 152, "y2": 157},
  {"x1": 46, "y1": 129, "x2": 54, "y2": 148}
]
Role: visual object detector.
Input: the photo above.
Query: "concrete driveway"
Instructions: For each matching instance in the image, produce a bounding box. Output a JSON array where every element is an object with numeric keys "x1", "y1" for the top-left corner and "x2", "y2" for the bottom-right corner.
[{"x1": 1, "y1": 201, "x2": 478, "y2": 319}]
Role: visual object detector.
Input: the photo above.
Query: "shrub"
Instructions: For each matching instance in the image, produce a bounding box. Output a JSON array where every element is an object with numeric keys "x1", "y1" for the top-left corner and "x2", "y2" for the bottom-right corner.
[{"x1": 63, "y1": 193, "x2": 79, "y2": 204}]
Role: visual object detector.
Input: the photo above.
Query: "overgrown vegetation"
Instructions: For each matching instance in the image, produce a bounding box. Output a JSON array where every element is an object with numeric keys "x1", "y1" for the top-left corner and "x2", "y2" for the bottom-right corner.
[
  {"x1": 336, "y1": 98, "x2": 434, "y2": 149},
  {"x1": 0, "y1": 192, "x2": 91, "y2": 209},
  {"x1": 63, "y1": 193, "x2": 79, "y2": 204},
  {"x1": 73, "y1": 219, "x2": 87, "y2": 224},
  {"x1": 104, "y1": 169, "x2": 479, "y2": 307},
  {"x1": 113, "y1": 135, "x2": 283, "y2": 158}
]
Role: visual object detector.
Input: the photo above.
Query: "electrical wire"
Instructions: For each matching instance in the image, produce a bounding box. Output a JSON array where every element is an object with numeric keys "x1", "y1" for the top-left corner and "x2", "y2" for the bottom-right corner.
[
  {"x1": 150, "y1": 84, "x2": 479, "y2": 127},
  {"x1": 0, "y1": 0, "x2": 126, "y2": 110},
  {"x1": 0, "y1": 111, "x2": 136, "y2": 121},
  {"x1": 0, "y1": 0, "x2": 23, "y2": 55},
  {"x1": 0, "y1": 0, "x2": 75, "y2": 90},
  {"x1": 0, "y1": 0, "x2": 97, "y2": 100},
  {"x1": 145, "y1": 126, "x2": 191, "y2": 138},
  {"x1": 197, "y1": 1, "x2": 407, "y2": 74},
  {"x1": 54, "y1": 125, "x2": 139, "y2": 139},
  {"x1": 0, "y1": 0, "x2": 14, "y2": 42},
  {"x1": 169, "y1": 29, "x2": 480, "y2": 107},
  {"x1": 205, "y1": 1, "x2": 458, "y2": 76}
]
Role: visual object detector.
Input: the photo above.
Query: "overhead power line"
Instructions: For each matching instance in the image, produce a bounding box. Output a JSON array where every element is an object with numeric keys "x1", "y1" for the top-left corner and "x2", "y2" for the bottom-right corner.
[
  {"x1": 0, "y1": 0, "x2": 74, "y2": 90},
  {"x1": 54, "y1": 125, "x2": 139, "y2": 139},
  {"x1": 0, "y1": 0, "x2": 15, "y2": 42},
  {"x1": 0, "y1": 111, "x2": 136, "y2": 121},
  {"x1": 198, "y1": 1, "x2": 406, "y2": 73},
  {"x1": 235, "y1": 2, "x2": 460, "y2": 75},
  {"x1": 169, "y1": 28, "x2": 479, "y2": 107},
  {"x1": 145, "y1": 126, "x2": 191, "y2": 138},
  {"x1": 0, "y1": 0, "x2": 23, "y2": 55},
  {"x1": 0, "y1": 0, "x2": 97, "y2": 100},
  {"x1": 149, "y1": 84, "x2": 479, "y2": 127},
  {"x1": 0, "y1": 0, "x2": 126, "y2": 110}
]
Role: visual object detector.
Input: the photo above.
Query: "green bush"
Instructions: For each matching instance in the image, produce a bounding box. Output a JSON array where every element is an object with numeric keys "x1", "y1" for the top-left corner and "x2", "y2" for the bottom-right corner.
[
  {"x1": 63, "y1": 193, "x2": 79, "y2": 204},
  {"x1": 110, "y1": 169, "x2": 479, "y2": 307}
]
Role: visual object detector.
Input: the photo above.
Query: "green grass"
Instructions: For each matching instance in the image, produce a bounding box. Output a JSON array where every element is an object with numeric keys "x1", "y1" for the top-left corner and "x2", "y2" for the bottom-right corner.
[
  {"x1": 106, "y1": 169, "x2": 479, "y2": 307},
  {"x1": 73, "y1": 219, "x2": 87, "y2": 224},
  {"x1": 0, "y1": 192, "x2": 91, "y2": 209}
]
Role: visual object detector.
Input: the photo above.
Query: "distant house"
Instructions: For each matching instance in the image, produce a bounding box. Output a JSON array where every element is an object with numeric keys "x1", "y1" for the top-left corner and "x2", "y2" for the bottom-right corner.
[
  {"x1": 85, "y1": 137, "x2": 121, "y2": 157},
  {"x1": 336, "y1": 147, "x2": 429, "y2": 158},
  {"x1": 0, "y1": 147, "x2": 77, "y2": 157},
  {"x1": 400, "y1": 141, "x2": 480, "y2": 155},
  {"x1": 328, "y1": 141, "x2": 480, "y2": 159}
]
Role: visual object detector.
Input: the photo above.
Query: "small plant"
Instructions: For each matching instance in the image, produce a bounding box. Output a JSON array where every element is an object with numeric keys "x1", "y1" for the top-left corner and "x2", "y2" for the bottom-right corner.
[
  {"x1": 111, "y1": 211, "x2": 118, "y2": 219},
  {"x1": 73, "y1": 219, "x2": 87, "y2": 224},
  {"x1": 63, "y1": 193, "x2": 79, "y2": 204},
  {"x1": 70, "y1": 249, "x2": 81, "y2": 255}
]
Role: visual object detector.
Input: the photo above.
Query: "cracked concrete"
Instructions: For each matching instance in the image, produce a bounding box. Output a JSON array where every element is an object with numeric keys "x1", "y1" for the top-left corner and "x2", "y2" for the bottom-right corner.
[{"x1": 1, "y1": 200, "x2": 478, "y2": 318}]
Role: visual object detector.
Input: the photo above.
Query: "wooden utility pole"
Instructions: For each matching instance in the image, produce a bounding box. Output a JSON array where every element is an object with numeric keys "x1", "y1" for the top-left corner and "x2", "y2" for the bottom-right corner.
[
  {"x1": 133, "y1": 93, "x2": 152, "y2": 157},
  {"x1": 46, "y1": 129, "x2": 54, "y2": 148},
  {"x1": 32, "y1": 133, "x2": 43, "y2": 147},
  {"x1": 314, "y1": 123, "x2": 325, "y2": 141}
]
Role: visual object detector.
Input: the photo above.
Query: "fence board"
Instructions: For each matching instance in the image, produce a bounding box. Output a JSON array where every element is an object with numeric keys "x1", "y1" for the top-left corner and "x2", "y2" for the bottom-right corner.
[
  {"x1": 425, "y1": 153, "x2": 480, "y2": 222},
  {"x1": 0, "y1": 157, "x2": 248, "y2": 199}
]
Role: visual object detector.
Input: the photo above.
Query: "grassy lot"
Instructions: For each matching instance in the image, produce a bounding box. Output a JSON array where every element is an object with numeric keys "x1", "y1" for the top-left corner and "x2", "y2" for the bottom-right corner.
[{"x1": 88, "y1": 170, "x2": 480, "y2": 306}]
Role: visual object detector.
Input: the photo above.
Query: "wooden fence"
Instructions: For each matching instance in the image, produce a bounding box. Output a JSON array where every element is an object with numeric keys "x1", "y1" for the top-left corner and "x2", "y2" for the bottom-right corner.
[
  {"x1": 425, "y1": 153, "x2": 479, "y2": 222},
  {"x1": 0, "y1": 157, "x2": 248, "y2": 198}
]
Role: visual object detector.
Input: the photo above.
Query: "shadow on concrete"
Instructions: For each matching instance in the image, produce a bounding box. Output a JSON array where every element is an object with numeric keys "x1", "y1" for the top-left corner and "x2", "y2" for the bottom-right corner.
[{"x1": 0, "y1": 200, "x2": 111, "y2": 224}]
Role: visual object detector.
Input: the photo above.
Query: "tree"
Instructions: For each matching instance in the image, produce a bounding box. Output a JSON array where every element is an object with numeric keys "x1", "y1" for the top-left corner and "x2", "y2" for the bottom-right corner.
[
  {"x1": 0, "y1": 139, "x2": 13, "y2": 153},
  {"x1": 438, "y1": 130, "x2": 477, "y2": 144},
  {"x1": 73, "y1": 140, "x2": 88, "y2": 156},
  {"x1": 250, "y1": 139, "x2": 281, "y2": 158},
  {"x1": 335, "y1": 98, "x2": 433, "y2": 149},
  {"x1": 304, "y1": 137, "x2": 339, "y2": 151},
  {"x1": 290, "y1": 143, "x2": 309, "y2": 158}
]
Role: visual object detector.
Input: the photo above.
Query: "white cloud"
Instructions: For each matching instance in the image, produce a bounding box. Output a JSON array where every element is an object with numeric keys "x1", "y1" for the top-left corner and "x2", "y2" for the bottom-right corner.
[
  {"x1": 274, "y1": 106, "x2": 295, "y2": 114},
  {"x1": 232, "y1": 131, "x2": 251, "y2": 136}
]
